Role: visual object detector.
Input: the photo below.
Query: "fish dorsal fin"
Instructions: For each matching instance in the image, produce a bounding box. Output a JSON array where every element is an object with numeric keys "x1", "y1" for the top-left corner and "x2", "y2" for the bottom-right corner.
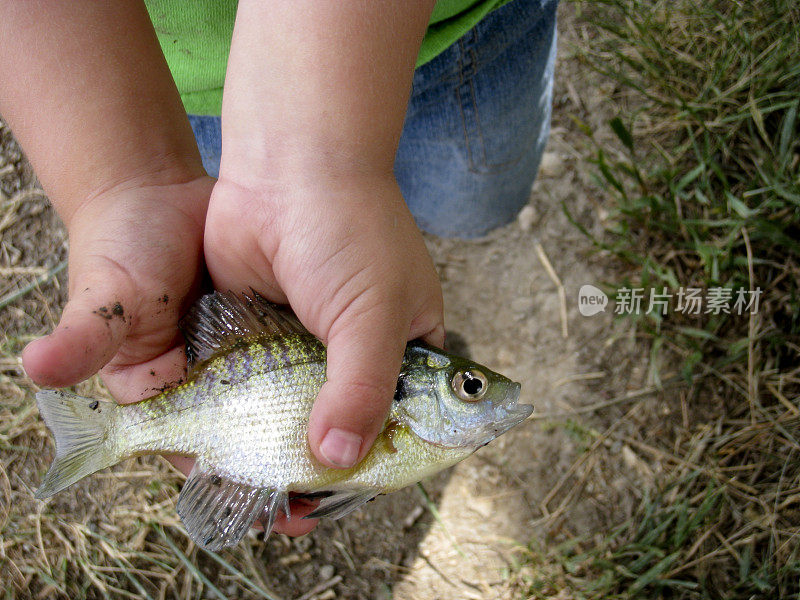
[
  {"x1": 176, "y1": 463, "x2": 288, "y2": 551},
  {"x1": 303, "y1": 488, "x2": 379, "y2": 521},
  {"x1": 180, "y1": 290, "x2": 309, "y2": 371}
]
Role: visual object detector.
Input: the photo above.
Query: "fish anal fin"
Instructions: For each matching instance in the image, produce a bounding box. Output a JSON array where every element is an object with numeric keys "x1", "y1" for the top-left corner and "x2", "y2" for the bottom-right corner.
[
  {"x1": 176, "y1": 464, "x2": 286, "y2": 551},
  {"x1": 179, "y1": 291, "x2": 310, "y2": 372},
  {"x1": 303, "y1": 488, "x2": 379, "y2": 521}
]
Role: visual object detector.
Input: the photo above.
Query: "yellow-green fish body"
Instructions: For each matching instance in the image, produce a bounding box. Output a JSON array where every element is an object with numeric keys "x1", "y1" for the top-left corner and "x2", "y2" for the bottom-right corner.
[
  {"x1": 35, "y1": 292, "x2": 531, "y2": 550},
  {"x1": 118, "y1": 335, "x2": 470, "y2": 492}
]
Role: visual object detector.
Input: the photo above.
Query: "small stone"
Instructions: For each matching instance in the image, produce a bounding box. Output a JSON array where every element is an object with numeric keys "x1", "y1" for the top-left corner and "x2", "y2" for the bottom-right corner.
[
  {"x1": 517, "y1": 205, "x2": 537, "y2": 232},
  {"x1": 538, "y1": 151, "x2": 566, "y2": 178},
  {"x1": 319, "y1": 564, "x2": 336, "y2": 580}
]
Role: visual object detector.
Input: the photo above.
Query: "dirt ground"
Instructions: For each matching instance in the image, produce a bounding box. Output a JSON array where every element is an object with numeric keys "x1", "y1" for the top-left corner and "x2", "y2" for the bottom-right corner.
[{"x1": 1, "y1": 4, "x2": 656, "y2": 599}]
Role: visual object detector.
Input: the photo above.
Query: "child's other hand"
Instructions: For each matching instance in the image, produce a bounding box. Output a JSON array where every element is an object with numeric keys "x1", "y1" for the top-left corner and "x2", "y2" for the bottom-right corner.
[
  {"x1": 22, "y1": 176, "x2": 320, "y2": 537},
  {"x1": 3, "y1": 0, "x2": 322, "y2": 538},
  {"x1": 205, "y1": 174, "x2": 445, "y2": 469},
  {"x1": 22, "y1": 177, "x2": 213, "y2": 405}
]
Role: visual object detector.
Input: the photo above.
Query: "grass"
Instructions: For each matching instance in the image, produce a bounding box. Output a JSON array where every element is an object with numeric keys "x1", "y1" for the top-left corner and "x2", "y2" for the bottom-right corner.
[{"x1": 509, "y1": 0, "x2": 800, "y2": 598}]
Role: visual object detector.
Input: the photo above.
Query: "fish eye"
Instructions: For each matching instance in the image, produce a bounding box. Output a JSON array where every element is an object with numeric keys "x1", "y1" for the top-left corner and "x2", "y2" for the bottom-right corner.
[{"x1": 452, "y1": 369, "x2": 488, "y2": 402}]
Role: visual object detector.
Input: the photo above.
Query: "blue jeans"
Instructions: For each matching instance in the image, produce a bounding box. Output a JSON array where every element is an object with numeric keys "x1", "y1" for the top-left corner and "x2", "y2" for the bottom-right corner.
[{"x1": 189, "y1": 0, "x2": 557, "y2": 238}]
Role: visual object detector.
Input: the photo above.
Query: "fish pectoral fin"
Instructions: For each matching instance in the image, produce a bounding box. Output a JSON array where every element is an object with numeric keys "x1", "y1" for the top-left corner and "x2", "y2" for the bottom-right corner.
[
  {"x1": 303, "y1": 488, "x2": 379, "y2": 521},
  {"x1": 180, "y1": 290, "x2": 310, "y2": 371},
  {"x1": 177, "y1": 463, "x2": 287, "y2": 551}
]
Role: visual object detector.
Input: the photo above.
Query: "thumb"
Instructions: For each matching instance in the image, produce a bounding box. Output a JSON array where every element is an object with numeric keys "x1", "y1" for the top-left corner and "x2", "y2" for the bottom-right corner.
[
  {"x1": 307, "y1": 303, "x2": 408, "y2": 469},
  {"x1": 22, "y1": 278, "x2": 133, "y2": 388}
]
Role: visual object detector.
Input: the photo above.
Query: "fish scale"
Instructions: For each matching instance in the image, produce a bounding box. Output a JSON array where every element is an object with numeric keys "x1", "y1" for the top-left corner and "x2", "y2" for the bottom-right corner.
[{"x1": 33, "y1": 291, "x2": 532, "y2": 551}]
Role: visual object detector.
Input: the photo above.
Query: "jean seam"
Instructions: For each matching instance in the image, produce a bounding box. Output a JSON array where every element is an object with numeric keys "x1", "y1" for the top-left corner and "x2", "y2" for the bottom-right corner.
[
  {"x1": 456, "y1": 36, "x2": 478, "y2": 174},
  {"x1": 459, "y1": 28, "x2": 533, "y2": 175}
]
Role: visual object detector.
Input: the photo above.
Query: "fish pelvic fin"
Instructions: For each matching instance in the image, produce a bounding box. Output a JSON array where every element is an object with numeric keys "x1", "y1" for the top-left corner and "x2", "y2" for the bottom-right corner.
[
  {"x1": 35, "y1": 390, "x2": 119, "y2": 499},
  {"x1": 303, "y1": 488, "x2": 379, "y2": 521},
  {"x1": 177, "y1": 463, "x2": 288, "y2": 551}
]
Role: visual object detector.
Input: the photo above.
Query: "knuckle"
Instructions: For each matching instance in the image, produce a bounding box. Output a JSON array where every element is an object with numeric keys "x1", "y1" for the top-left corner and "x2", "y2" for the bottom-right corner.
[{"x1": 328, "y1": 379, "x2": 393, "y2": 416}]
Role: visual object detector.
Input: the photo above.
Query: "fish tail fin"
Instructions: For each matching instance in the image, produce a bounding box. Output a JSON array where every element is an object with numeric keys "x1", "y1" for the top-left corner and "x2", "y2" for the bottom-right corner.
[{"x1": 35, "y1": 389, "x2": 119, "y2": 499}]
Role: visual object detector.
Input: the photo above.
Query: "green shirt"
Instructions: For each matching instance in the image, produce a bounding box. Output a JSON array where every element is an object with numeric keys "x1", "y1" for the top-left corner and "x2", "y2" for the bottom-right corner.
[{"x1": 145, "y1": 0, "x2": 512, "y2": 115}]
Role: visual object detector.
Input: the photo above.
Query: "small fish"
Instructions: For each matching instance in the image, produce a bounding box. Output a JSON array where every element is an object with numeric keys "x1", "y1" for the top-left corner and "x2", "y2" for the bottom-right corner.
[{"x1": 34, "y1": 291, "x2": 532, "y2": 551}]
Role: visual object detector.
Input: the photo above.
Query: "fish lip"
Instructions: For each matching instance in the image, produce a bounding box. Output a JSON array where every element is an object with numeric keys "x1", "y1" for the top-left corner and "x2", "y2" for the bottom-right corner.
[
  {"x1": 506, "y1": 382, "x2": 532, "y2": 418},
  {"x1": 506, "y1": 381, "x2": 522, "y2": 404},
  {"x1": 491, "y1": 381, "x2": 532, "y2": 436}
]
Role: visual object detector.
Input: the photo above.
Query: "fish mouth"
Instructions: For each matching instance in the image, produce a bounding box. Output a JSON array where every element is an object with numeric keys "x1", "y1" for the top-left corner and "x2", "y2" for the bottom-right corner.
[
  {"x1": 494, "y1": 382, "x2": 532, "y2": 434},
  {"x1": 468, "y1": 382, "x2": 532, "y2": 447},
  {"x1": 507, "y1": 381, "x2": 523, "y2": 404}
]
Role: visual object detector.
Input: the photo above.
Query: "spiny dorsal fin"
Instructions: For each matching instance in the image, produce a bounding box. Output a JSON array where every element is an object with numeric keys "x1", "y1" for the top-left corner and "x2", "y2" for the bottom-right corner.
[
  {"x1": 180, "y1": 290, "x2": 310, "y2": 371},
  {"x1": 176, "y1": 462, "x2": 288, "y2": 551}
]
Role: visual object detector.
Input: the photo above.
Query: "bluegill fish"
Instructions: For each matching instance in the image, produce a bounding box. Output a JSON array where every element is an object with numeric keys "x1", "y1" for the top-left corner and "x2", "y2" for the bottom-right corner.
[{"x1": 34, "y1": 292, "x2": 531, "y2": 551}]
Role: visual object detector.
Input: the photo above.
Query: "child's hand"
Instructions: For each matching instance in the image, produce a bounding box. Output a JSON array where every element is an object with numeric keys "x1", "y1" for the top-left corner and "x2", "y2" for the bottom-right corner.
[
  {"x1": 2, "y1": 3, "x2": 216, "y2": 410},
  {"x1": 209, "y1": 3, "x2": 443, "y2": 532},
  {"x1": 22, "y1": 178, "x2": 213, "y2": 405},
  {"x1": 21, "y1": 177, "x2": 321, "y2": 537},
  {"x1": 205, "y1": 175, "x2": 445, "y2": 469}
]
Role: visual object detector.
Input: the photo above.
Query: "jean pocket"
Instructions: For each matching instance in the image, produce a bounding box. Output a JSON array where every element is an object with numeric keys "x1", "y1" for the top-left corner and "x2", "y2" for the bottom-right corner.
[
  {"x1": 455, "y1": 3, "x2": 557, "y2": 174},
  {"x1": 457, "y1": 73, "x2": 531, "y2": 174}
]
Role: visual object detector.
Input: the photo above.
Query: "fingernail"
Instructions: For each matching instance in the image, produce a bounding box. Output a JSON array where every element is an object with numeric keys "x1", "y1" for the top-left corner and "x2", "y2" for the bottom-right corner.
[{"x1": 319, "y1": 428, "x2": 362, "y2": 468}]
